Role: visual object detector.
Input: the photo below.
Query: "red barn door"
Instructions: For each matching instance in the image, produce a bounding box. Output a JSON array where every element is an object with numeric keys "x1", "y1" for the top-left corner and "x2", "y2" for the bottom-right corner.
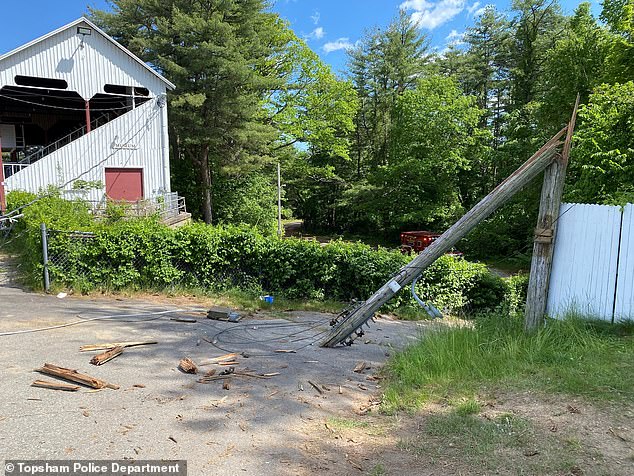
[{"x1": 105, "y1": 168, "x2": 144, "y2": 201}]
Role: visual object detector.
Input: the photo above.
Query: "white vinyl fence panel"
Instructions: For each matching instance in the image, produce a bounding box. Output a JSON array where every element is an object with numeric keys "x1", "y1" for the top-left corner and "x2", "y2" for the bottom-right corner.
[
  {"x1": 614, "y1": 204, "x2": 634, "y2": 321},
  {"x1": 546, "y1": 203, "x2": 623, "y2": 321}
]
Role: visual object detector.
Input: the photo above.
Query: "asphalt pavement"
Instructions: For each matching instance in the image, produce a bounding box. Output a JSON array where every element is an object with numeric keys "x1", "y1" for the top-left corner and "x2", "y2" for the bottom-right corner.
[{"x1": 0, "y1": 256, "x2": 425, "y2": 475}]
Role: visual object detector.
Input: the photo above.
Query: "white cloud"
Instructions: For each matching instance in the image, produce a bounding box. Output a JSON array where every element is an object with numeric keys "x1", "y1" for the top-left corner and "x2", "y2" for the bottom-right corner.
[
  {"x1": 445, "y1": 29, "x2": 465, "y2": 47},
  {"x1": 401, "y1": 0, "x2": 430, "y2": 9},
  {"x1": 323, "y1": 37, "x2": 355, "y2": 53},
  {"x1": 306, "y1": 27, "x2": 325, "y2": 41},
  {"x1": 446, "y1": 29, "x2": 463, "y2": 41},
  {"x1": 474, "y1": 4, "x2": 494, "y2": 16},
  {"x1": 466, "y1": 2, "x2": 480, "y2": 15},
  {"x1": 400, "y1": 0, "x2": 466, "y2": 30},
  {"x1": 311, "y1": 10, "x2": 320, "y2": 25}
]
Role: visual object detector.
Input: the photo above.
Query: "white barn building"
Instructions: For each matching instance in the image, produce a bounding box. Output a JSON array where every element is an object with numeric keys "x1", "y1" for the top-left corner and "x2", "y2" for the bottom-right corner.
[{"x1": 0, "y1": 17, "x2": 176, "y2": 206}]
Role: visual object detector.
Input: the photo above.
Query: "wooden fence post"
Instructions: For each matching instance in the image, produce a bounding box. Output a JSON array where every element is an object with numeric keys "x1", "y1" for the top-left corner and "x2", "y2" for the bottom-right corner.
[{"x1": 524, "y1": 96, "x2": 580, "y2": 331}]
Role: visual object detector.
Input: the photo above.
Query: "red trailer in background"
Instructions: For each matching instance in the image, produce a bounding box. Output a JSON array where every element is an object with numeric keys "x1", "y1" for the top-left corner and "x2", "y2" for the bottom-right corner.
[
  {"x1": 400, "y1": 231, "x2": 439, "y2": 254},
  {"x1": 400, "y1": 230, "x2": 463, "y2": 256}
]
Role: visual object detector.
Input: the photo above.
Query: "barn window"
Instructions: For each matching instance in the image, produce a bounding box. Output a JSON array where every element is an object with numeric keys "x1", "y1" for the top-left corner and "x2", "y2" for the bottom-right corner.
[
  {"x1": 104, "y1": 84, "x2": 149, "y2": 96},
  {"x1": 14, "y1": 75, "x2": 68, "y2": 89},
  {"x1": 104, "y1": 84, "x2": 129, "y2": 95}
]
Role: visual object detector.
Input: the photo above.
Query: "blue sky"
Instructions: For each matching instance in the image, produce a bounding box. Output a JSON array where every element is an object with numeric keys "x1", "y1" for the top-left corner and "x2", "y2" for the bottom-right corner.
[{"x1": 1, "y1": 0, "x2": 600, "y2": 76}]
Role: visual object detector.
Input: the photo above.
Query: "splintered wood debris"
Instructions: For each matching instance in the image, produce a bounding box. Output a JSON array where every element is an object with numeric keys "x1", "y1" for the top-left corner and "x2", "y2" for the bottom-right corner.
[
  {"x1": 353, "y1": 361, "x2": 369, "y2": 373},
  {"x1": 90, "y1": 346, "x2": 124, "y2": 366},
  {"x1": 178, "y1": 358, "x2": 198, "y2": 374},
  {"x1": 199, "y1": 353, "x2": 239, "y2": 366},
  {"x1": 197, "y1": 368, "x2": 276, "y2": 384},
  {"x1": 307, "y1": 380, "x2": 323, "y2": 395},
  {"x1": 36, "y1": 363, "x2": 119, "y2": 390},
  {"x1": 79, "y1": 341, "x2": 157, "y2": 352},
  {"x1": 31, "y1": 379, "x2": 80, "y2": 391}
]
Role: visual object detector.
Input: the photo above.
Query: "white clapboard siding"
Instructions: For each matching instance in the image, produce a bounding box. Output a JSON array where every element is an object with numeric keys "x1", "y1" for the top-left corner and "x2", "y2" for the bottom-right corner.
[
  {"x1": 546, "y1": 203, "x2": 623, "y2": 320},
  {"x1": 614, "y1": 204, "x2": 634, "y2": 321},
  {"x1": 5, "y1": 98, "x2": 170, "y2": 201},
  {"x1": 0, "y1": 18, "x2": 172, "y2": 99}
]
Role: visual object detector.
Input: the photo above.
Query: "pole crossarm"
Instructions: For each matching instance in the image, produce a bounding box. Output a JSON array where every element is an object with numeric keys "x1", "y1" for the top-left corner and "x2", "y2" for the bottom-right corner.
[{"x1": 320, "y1": 127, "x2": 568, "y2": 348}]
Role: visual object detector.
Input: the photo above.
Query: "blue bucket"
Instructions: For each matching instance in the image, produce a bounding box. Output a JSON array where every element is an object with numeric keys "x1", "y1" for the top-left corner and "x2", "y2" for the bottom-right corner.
[{"x1": 263, "y1": 295, "x2": 274, "y2": 304}]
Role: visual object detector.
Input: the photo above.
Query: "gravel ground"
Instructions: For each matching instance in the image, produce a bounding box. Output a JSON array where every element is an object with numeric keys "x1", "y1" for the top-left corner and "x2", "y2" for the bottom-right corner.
[{"x1": 0, "y1": 258, "x2": 425, "y2": 475}]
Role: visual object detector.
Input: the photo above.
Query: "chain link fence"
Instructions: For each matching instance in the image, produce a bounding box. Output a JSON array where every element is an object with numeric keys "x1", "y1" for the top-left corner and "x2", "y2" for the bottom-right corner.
[{"x1": 43, "y1": 226, "x2": 96, "y2": 291}]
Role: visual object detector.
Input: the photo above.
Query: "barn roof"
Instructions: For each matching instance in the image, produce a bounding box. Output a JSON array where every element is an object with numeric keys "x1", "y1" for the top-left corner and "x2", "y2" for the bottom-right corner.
[{"x1": 0, "y1": 17, "x2": 175, "y2": 90}]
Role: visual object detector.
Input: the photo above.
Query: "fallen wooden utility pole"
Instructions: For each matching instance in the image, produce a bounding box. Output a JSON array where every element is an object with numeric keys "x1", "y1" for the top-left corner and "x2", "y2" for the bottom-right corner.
[
  {"x1": 524, "y1": 96, "x2": 580, "y2": 331},
  {"x1": 320, "y1": 127, "x2": 567, "y2": 347}
]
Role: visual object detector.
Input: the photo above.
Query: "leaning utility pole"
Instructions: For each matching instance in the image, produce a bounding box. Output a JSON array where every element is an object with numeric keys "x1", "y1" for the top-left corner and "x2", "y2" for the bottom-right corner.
[
  {"x1": 320, "y1": 127, "x2": 568, "y2": 347},
  {"x1": 524, "y1": 96, "x2": 580, "y2": 331},
  {"x1": 277, "y1": 162, "x2": 283, "y2": 238}
]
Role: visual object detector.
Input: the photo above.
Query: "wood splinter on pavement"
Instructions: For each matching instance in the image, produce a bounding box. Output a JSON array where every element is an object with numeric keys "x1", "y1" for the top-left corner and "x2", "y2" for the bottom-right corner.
[
  {"x1": 31, "y1": 379, "x2": 80, "y2": 392},
  {"x1": 308, "y1": 380, "x2": 323, "y2": 395},
  {"x1": 36, "y1": 363, "x2": 119, "y2": 390},
  {"x1": 90, "y1": 346, "x2": 124, "y2": 366},
  {"x1": 198, "y1": 353, "x2": 239, "y2": 366},
  {"x1": 79, "y1": 341, "x2": 157, "y2": 352},
  {"x1": 353, "y1": 361, "x2": 368, "y2": 373},
  {"x1": 178, "y1": 358, "x2": 198, "y2": 374}
]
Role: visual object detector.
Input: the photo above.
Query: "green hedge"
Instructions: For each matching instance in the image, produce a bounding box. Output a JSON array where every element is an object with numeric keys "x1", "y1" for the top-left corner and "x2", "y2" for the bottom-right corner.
[{"x1": 6, "y1": 193, "x2": 525, "y2": 316}]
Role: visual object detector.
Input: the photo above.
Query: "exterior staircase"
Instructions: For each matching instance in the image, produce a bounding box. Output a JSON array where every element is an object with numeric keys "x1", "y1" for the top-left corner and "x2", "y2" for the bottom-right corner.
[{"x1": 3, "y1": 112, "x2": 113, "y2": 179}]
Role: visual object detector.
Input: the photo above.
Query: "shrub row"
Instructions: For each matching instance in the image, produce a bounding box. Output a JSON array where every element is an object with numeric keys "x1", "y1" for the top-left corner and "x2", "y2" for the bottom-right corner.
[{"x1": 6, "y1": 193, "x2": 526, "y2": 315}]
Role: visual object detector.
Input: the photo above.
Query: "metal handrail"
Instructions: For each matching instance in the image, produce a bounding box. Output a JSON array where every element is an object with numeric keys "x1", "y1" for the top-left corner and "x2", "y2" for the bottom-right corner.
[
  {"x1": 83, "y1": 192, "x2": 187, "y2": 222},
  {"x1": 19, "y1": 112, "x2": 112, "y2": 165},
  {"x1": 3, "y1": 162, "x2": 29, "y2": 179}
]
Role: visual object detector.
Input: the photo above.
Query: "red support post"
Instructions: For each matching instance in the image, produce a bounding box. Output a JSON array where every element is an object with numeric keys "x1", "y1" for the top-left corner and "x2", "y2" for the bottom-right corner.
[
  {"x1": 0, "y1": 136, "x2": 6, "y2": 214},
  {"x1": 85, "y1": 100, "x2": 91, "y2": 133}
]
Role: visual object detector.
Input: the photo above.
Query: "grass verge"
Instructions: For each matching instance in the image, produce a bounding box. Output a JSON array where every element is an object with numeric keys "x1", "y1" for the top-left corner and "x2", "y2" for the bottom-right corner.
[{"x1": 383, "y1": 313, "x2": 634, "y2": 412}]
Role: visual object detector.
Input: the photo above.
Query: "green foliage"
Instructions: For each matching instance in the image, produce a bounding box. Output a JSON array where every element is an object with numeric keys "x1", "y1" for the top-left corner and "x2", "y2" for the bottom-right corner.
[
  {"x1": 4, "y1": 192, "x2": 94, "y2": 286},
  {"x1": 104, "y1": 202, "x2": 130, "y2": 225},
  {"x1": 602, "y1": 0, "x2": 634, "y2": 83},
  {"x1": 18, "y1": 193, "x2": 93, "y2": 232},
  {"x1": 14, "y1": 206, "x2": 508, "y2": 314},
  {"x1": 383, "y1": 313, "x2": 634, "y2": 411},
  {"x1": 567, "y1": 81, "x2": 634, "y2": 204},
  {"x1": 213, "y1": 171, "x2": 279, "y2": 235},
  {"x1": 93, "y1": 1, "x2": 357, "y2": 225},
  {"x1": 270, "y1": 37, "x2": 358, "y2": 159},
  {"x1": 454, "y1": 399, "x2": 482, "y2": 416},
  {"x1": 540, "y1": 3, "x2": 610, "y2": 131},
  {"x1": 6, "y1": 190, "x2": 37, "y2": 213},
  {"x1": 412, "y1": 255, "x2": 496, "y2": 315},
  {"x1": 72, "y1": 180, "x2": 104, "y2": 191}
]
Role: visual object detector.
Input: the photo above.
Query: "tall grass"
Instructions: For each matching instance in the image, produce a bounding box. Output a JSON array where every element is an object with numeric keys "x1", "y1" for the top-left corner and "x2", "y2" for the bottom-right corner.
[{"x1": 383, "y1": 313, "x2": 634, "y2": 411}]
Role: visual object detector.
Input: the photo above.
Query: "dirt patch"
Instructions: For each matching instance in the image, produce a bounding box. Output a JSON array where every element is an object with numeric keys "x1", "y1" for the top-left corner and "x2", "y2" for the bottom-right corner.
[{"x1": 292, "y1": 391, "x2": 634, "y2": 475}]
